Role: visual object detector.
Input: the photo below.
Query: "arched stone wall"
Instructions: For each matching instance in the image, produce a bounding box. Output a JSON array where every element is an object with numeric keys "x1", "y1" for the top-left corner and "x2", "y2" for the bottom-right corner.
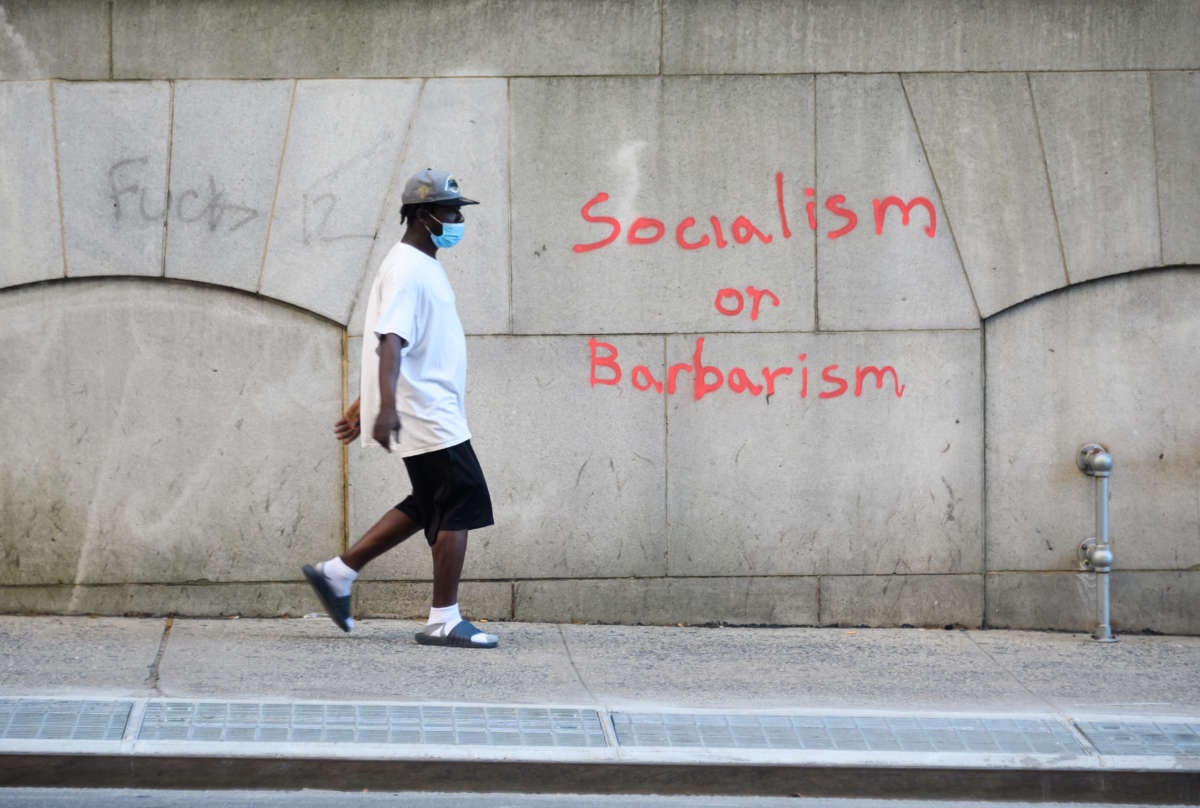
[
  {"x1": 1, "y1": 1, "x2": 1197, "y2": 630},
  {"x1": 984, "y1": 267, "x2": 1200, "y2": 635},
  {"x1": 0, "y1": 279, "x2": 342, "y2": 614}
]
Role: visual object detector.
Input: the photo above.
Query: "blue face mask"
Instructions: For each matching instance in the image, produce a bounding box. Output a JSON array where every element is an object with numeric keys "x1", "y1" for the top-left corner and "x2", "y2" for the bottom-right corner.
[{"x1": 427, "y1": 219, "x2": 464, "y2": 249}]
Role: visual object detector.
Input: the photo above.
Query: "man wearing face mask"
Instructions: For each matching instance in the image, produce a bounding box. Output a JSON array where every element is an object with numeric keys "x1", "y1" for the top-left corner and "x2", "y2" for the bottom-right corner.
[{"x1": 302, "y1": 169, "x2": 498, "y2": 649}]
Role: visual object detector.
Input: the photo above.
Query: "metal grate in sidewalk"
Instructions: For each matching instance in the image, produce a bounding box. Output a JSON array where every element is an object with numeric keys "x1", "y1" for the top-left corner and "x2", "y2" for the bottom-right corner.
[
  {"x1": 0, "y1": 699, "x2": 131, "y2": 741},
  {"x1": 1077, "y1": 720, "x2": 1200, "y2": 756},
  {"x1": 138, "y1": 701, "x2": 609, "y2": 747},
  {"x1": 5, "y1": 699, "x2": 1197, "y2": 761},
  {"x1": 611, "y1": 712, "x2": 1087, "y2": 754}
]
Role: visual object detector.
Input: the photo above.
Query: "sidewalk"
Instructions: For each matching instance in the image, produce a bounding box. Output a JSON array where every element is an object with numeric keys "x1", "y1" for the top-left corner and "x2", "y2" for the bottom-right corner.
[{"x1": 1, "y1": 615, "x2": 1197, "y2": 802}]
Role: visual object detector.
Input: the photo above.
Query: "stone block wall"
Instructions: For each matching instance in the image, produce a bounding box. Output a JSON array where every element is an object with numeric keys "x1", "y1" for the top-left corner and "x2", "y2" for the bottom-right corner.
[{"x1": 1, "y1": 1, "x2": 1197, "y2": 632}]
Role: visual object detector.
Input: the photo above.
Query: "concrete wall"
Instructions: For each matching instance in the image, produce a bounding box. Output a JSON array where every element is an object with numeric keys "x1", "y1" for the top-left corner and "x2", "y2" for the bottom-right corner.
[{"x1": 1, "y1": 1, "x2": 1198, "y2": 633}]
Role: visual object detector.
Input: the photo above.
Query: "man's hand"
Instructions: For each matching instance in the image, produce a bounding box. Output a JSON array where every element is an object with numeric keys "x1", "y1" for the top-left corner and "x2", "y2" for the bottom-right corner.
[
  {"x1": 372, "y1": 408, "x2": 401, "y2": 452},
  {"x1": 333, "y1": 399, "x2": 362, "y2": 445}
]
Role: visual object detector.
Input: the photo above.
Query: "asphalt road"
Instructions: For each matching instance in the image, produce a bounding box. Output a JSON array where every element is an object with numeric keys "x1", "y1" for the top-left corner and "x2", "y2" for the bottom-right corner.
[{"x1": 0, "y1": 792, "x2": 1192, "y2": 808}]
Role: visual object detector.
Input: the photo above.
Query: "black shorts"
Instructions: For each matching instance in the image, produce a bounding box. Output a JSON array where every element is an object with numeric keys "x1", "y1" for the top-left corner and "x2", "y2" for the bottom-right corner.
[{"x1": 395, "y1": 440, "x2": 494, "y2": 545}]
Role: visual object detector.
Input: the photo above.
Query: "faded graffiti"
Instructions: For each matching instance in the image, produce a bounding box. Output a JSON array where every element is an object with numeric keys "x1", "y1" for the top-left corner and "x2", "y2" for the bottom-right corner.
[
  {"x1": 108, "y1": 158, "x2": 258, "y2": 232},
  {"x1": 301, "y1": 191, "x2": 373, "y2": 245}
]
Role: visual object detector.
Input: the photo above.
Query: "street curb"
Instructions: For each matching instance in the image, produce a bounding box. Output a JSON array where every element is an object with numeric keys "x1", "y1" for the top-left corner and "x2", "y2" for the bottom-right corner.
[{"x1": 2, "y1": 753, "x2": 1198, "y2": 803}]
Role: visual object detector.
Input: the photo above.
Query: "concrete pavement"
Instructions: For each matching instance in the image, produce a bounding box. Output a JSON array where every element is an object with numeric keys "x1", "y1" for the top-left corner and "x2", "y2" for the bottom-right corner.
[{"x1": 0, "y1": 616, "x2": 1197, "y2": 802}]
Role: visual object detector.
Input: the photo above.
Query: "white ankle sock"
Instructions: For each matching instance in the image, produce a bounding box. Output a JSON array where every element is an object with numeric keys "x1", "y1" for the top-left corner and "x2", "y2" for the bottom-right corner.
[
  {"x1": 321, "y1": 556, "x2": 357, "y2": 597},
  {"x1": 428, "y1": 603, "x2": 462, "y2": 635}
]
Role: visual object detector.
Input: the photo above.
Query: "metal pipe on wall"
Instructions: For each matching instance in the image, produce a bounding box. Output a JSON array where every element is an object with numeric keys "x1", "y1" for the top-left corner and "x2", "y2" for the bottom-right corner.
[{"x1": 1077, "y1": 443, "x2": 1117, "y2": 643}]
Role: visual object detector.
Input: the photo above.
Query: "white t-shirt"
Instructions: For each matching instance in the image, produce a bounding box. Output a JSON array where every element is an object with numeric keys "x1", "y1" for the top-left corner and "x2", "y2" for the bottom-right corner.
[{"x1": 359, "y1": 242, "x2": 471, "y2": 457}]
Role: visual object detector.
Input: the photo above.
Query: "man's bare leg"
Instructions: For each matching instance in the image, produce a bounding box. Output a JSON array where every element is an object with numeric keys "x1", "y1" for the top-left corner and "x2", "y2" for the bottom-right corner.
[
  {"x1": 303, "y1": 508, "x2": 420, "y2": 632},
  {"x1": 417, "y1": 530, "x2": 497, "y2": 647},
  {"x1": 430, "y1": 529, "x2": 468, "y2": 608},
  {"x1": 342, "y1": 508, "x2": 422, "y2": 571}
]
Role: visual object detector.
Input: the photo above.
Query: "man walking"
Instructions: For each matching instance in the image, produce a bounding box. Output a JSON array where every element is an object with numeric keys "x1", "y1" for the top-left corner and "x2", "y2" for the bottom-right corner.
[{"x1": 303, "y1": 169, "x2": 498, "y2": 649}]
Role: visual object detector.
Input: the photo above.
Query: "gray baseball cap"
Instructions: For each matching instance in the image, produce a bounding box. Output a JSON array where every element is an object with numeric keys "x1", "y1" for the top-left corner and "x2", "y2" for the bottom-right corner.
[{"x1": 401, "y1": 168, "x2": 478, "y2": 206}]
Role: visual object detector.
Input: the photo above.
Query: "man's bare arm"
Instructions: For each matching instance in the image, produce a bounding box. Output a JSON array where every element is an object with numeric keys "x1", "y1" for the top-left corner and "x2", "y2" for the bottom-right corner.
[{"x1": 372, "y1": 333, "x2": 405, "y2": 451}]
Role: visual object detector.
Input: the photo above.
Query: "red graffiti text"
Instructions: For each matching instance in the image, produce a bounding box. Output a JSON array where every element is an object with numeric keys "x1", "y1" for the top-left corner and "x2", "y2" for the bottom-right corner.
[
  {"x1": 714, "y1": 286, "x2": 781, "y2": 321},
  {"x1": 572, "y1": 173, "x2": 936, "y2": 254},
  {"x1": 589, "y1": 337, "x2": 906, "y2": 402}
]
